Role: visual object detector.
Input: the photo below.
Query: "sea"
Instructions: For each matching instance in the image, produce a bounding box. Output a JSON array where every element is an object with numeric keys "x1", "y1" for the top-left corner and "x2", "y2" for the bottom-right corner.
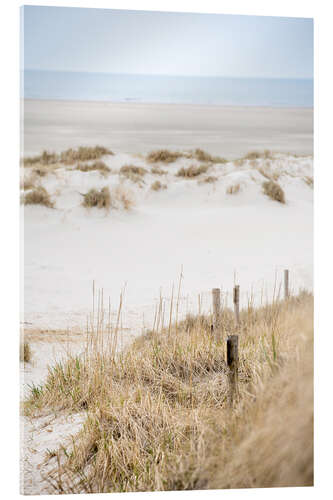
[{"x1": 23, "y1": 70, "x2": 313, "y2": 108}]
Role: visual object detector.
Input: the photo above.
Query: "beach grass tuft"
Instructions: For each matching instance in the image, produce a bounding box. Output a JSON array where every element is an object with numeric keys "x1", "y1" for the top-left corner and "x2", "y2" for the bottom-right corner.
[
  {"x1": 176, "y1": 165, "x2": 209, "y2": 178},
  {"x1": 147, "y1": 149, "x2": 183, "y2": 164},
  {"x1": 23, "y1": 186, "x2": 54, "y2": 208},
  {"x1": 262, "y1": 180, "x2": 286, "y2": 204},
  {"x1": 151, "y1": 180, "x2": 167, "y2": 191},
  {"x1": 82, "y1": 187, "x2": 111, "y2": 209},
  {"x1": 76, "y1": 161, "x2": 111, "y2": 176}
]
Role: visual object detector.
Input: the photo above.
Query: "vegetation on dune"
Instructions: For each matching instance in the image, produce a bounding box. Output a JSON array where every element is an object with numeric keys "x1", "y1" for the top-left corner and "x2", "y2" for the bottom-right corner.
[
  {"x1": 23, "y1": 150, "x2": 58, "y2": 167},
  {"x1": 20, "y1": 341, "x2": 32, "y2": 363},
  {"x1": 151, "y1": 180, "x2": 167, "y2": 191},
  {"x1": 304, "y1": 176, "x2": 314, "y2": 188},
  {"x1": 147, "y1": 149, "x2": 183, "y2": 164},
  {"x1": 151, "y1": 166, "x2": 167, "y2": 175},
  {"x1": 82, "y1": 185, "x2": 135, "y2": 211},
  {"x1": 60, "y1": 146, "x2": 113, "y2": 165},
  {"x1": 226, "y1": 183, "x2": 241, "y2": 195},
  {"x1": 76, "y1": 161, "x2": 111, "y2": 176},
  {"x1": 200, "y1": 175, "x2": 218, "y2": 184},
  {"x1": 176, "y1": 165, "x2": 209, "y2": 178},
  {"x1": 23, "y1": 146, "x2": 113, "y2": 168},
  {"x1": 82, "y1": 187, "x2": 111, "y2": 209},
  {"x1": 262, "y1": 180, "x2": 286, "y2": 204},
  {"x1": 24, "y1": 290, "x2": 313, "y2": 493},
  {"x1": 191, "y1": 148, "x2": 227, "y2": 164},
  {"x1": 120, "y1": 165, "x2": 147, "y2": 177},
  {"x1": 23, "y1": 186, "x2": 54, "y2": 208}
]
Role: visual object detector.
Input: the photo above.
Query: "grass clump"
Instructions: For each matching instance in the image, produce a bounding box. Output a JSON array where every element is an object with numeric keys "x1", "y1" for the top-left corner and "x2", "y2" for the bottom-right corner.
[
  {"x1": 262, "y1": 180, "x2": 286, "y2": 204},
  {"x1": 176, "y1": 165, "x2": 209, "y2": 178},
  {"x1": 202, "y1": 175, "x2": 218, "y2": 184},
  {"x1": 151, "y1": 180, "x2": 167, "y2": 191},
  {"x1": 120, "y1": 165, "x2": 147, "y2": 177},
  {"x1": 23, "y1": 150, "x2": 58, "y2": 167},
  {"x1": 244, "y1": 150, "x2": 272, "y2": 161},
  {"x1": 151, "y1": 166, "x2": 167, "y2": 175},
  {"x1": 24, "y1": 186, "x2": 54, "y2": 208},
  {"x1": 20, "y1": 342, "x2": 32, "y2": 363},
  {"x1": 191, "y1": 148, "x2": 227, "y2": 164},
  {"x1": 21, "y1": 174, "x2": 36, "y2": 191},
  {"x1": 226, "y1": 183, "x2": 241, "y2": 195},
  {"x1": 24, "y1": 291, "x2": 313, "y2": 493},
  {"x1": 147, "y1": 149, "x2": 183, "y2": 164},
  {"x1": 82, "y1": 187, "x2": 111, "y2": 209},
  {"x1": 76, "y1": 161, "x2": 111, "y2": 176},
  {"x1": 304, "y1": 176, "x2": 314, "y2": 188},
  {"x1": 60, "y1": 146, "x2": 113, "y2": 165}
]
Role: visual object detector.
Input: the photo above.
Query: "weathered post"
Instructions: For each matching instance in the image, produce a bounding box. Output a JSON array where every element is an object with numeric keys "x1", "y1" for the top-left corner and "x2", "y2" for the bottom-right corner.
[
  {"x1": 284, "y1": 269, "x2": 289, "y2": 300},
  {"x1": 227, "y1": 335, "x2": 239, "y2": 406},
  {"x1": 212, "y1": 288, "x2": 221, "y2": 341},
  {"x1": 233, "y1": 285, "x2": 240, "y2": 325}
]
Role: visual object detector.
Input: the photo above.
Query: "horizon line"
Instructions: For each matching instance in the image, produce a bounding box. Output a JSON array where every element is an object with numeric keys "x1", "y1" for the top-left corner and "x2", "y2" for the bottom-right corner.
[{"x1": 23, "y1": 69, "x2": 314, "y2": 81}]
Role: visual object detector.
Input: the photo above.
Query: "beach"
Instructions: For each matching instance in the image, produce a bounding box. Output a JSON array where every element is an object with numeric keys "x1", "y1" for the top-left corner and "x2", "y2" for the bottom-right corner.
[{"x1": 23, "y1": 99, "x2": 313, "y2": 157}]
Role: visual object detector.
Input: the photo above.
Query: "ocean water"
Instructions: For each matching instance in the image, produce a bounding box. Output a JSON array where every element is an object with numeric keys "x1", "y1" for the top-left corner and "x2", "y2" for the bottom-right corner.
[{"x1": 23, "y1": 70, "x2": 313, "y2": 107}]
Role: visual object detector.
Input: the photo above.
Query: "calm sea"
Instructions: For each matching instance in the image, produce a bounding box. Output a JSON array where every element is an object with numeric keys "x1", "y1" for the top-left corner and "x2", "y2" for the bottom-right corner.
[{"x1": 23, "y1": 70, "x2": 313, "y2": 107}]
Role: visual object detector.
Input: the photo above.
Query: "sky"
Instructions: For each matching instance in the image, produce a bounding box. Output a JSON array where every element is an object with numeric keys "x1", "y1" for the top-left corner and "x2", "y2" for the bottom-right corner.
[{"x1": 22, "y1": 6, "x2": 313, "y2": 79}]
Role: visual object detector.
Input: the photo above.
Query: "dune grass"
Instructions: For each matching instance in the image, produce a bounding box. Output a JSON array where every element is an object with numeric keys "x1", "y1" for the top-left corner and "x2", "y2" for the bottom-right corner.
[
  {"x1": 20, "y1": 341, "x2": 32, "y2": 363},
  {"x1": 60, "y1": 146, "x2": 113, "y2": 165},
  {"x1": 24, "y1": 288, "x2": 313, "y2": 493},
  {"x1": 176, "y1": 165, "x2": 209, "y2": 178},
  {"x1": 200, "y1": 175, "x2": 218, "y2": 184},
  {"x1": 23, "y1": 150, "x2": 58, "y2": 167},
  {"x1": 151, "y1": 180, "x2": 167, "y2": 191},
  {"x1": 226, "y1": 183, "x2": 241, "y2": 195},
  {"x1": 262, "y1": 180, "x2": 286, "y2": 204},
  {"x1": 76, "y1": 161, "x2": 111, "y2": 176},
  {"x1": 147, "y1": 149, "x2": 183, "y2": 164},
  {"x1": 304, "y1": 176, "x2": 314, "y2": 188},
  {"x1": 151, "y1": 166, "x2": 167, "y2": 175},
  {"x1": 23, "y1": 186, "x2": 54, "y2": 208},
  {"x1": 82, "y1": 187, "x2": 111, "y2": 210},
  {"x1": 190, "y1": 148, "x2": 227, "y2": 164}
]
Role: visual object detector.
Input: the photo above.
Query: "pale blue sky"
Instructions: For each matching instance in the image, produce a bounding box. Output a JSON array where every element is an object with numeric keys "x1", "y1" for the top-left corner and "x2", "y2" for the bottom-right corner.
[{"x1": 22, "y1": 6, "x2": 313, "y2": 79}]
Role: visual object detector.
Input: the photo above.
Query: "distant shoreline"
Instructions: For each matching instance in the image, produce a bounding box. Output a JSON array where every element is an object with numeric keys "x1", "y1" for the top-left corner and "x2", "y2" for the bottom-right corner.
[{"x1": 22, "y1": 97, "x2": 314, "y2": 110}]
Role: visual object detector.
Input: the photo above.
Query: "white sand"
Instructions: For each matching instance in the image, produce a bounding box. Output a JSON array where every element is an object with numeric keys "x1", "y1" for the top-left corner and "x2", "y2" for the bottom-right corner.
[
  {"x1": 23, "y1": 99, "x2": 313, "y2": 158},
  {"x1": 22, "y1": 151, "x2": 313, "y2": 335}
]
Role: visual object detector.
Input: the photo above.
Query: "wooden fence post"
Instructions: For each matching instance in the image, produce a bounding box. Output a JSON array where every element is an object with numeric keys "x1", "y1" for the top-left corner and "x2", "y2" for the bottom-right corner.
[
  {"x1": 212, "y1": 288, "x2": 221, "y2": 342},
  {"x1": 284, "y1": 269, "x2": 289, "y2": 300},
  {"x1": 227, "y1": 335, "x2": 239, "y2": 406},
  {"x1": 233, "y1": 285, "x2": 240, "y2": 325}
]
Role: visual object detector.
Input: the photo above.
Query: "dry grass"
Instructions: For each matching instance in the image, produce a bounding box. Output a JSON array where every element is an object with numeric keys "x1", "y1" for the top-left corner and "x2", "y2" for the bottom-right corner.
[
  {"x1": 24, "y1": 288, "x2": 313, "y2": 493},
  {"x1": 151, "y1": 166, "x2": 167, "y2": 175},
  {"x1": 147, "y1": 149, "x2": 183, "y2": 164},
  {"x1": 60, "y1": 146, "x2": 113, "y2": 165},
  {"x1": 304, "y1": 176, "x2": 314, "y2": 188},
  {"x1": 23, "y1": 150, "x2": 58, "y2": 167},
  {"x1": 262, "y1": 180, "x2": 286, "y2": 204},
  {"x1": 76, "y1": 161, "x2": 111, "y2": 176},
  {"x1": 151, "y1": 180, "x2": 167, "y2": 191},
  {"x1": 21, "y1": 174, "x2": 36, "y2": 191},
  {"x1": 23, "y1": 186, "x2": 54, "y2": 208},
  {"x1": 111, "y1": 185, "x2": 135, "y2": 210},
  {"x1": 120, "y1": 165, "x2": 147, "y2": 177},
  {"x1": 199, "y1": 176, "x2": 218, "y2": 185},
  {"x1": 244, "y1": 150, "x2": 272, "y2": 161},
  {"x1": 176, "y1": 165, "x2": 209, "y2": 178},
  {"x1": 226, "y1": 183, "x2": 241, "y2": 195},
  {"x1": 190, "y1": 148, "x2": 227, "y2": 164},
  {"x1": 82, "y1": 187, "x2": 111, "y2": 210},
  {"x1": 20, "y1": 341, "x2": 32, "y2": 363}
]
